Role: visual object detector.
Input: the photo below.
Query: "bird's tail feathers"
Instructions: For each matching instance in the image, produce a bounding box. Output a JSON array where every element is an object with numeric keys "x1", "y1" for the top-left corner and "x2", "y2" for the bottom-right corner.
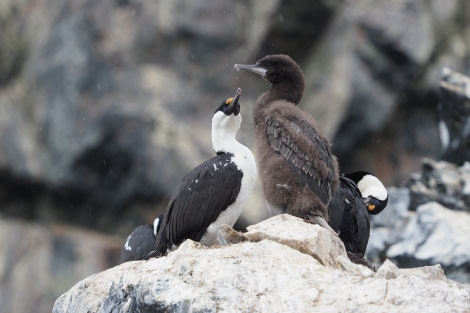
[
  {"x1": 308, "y1": 214, "x2": 338, "y2": 236},
  {"x1": 144, "y1": 249, "x2": 162, "y2": 259},
  {"x1": 145, "y1": 232, "x2": 170, "y2": 259},
  {"x1": 217, "y1": 229, "x2": 229, "y2": 246}
]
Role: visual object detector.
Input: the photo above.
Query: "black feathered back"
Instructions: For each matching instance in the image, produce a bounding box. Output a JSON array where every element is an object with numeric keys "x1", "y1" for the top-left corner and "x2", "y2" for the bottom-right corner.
[{"x1": 152, "y1": 153, "x2": 242, "y2": 256}]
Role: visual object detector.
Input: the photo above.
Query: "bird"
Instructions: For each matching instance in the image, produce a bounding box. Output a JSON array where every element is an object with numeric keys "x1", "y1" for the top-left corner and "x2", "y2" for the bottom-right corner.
[
  {"x1": 345, "y1": 171, "x2": 388, "y2": 216},
  {"x1": 234, "y1": 54, "x2": 339, "y2": 231},
  {"x1": 148, "y1": 88, "x2": 257, "y2": 257},
  {"x1": 119, "y1": 213, "x2": 164, "y2": 263},
  {"x1": 328, "y1": 171, "x2": 388, "y2": 257}
]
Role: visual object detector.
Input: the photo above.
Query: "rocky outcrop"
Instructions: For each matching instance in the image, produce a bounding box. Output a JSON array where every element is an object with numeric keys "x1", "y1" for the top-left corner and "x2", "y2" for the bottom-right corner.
[
  {"x1": 305, "y1": 0, "x2": 469, "y2": 183},
  {"x1": 409, "y1": 158, "x2": 470, "y2": 212},
  {"x1": 388, "y1": 202, "x2": 470, "y2": 273},
  {"x1": 365, "y1": 67, "x2": 470, "y2": 285},
  {"x1": 52, "y1": 215, "x2": 470, "y2": 313},
  {"x1": 438, "y1": 67, "x2": 470, "y2": 164},
  {"x1": 367, "y1": 159, "x2": 470, "y2": 284}
]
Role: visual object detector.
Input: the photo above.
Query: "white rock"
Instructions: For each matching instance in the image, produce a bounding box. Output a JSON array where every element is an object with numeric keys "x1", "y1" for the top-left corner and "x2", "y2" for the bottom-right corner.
[
  {"x1": 53, "y1": 215, "x2": 470, "y2": 313},
  {"x1": 387, "y1": 202, "x2": 470, "y2": 268},
  {"x1": 244, "y1": 214, "x2": 347, "y2": 268}
]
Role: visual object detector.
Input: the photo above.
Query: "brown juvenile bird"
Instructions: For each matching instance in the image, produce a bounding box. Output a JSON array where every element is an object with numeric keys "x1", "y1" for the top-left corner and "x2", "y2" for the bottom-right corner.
[{"x1": 234, "y1": 54, "x2": 339, "y2": 230}]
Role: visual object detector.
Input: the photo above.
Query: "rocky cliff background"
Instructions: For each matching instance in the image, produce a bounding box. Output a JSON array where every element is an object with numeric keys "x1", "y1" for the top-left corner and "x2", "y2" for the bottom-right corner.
[{"x1": 1, "y1": 1, "x2": 470, "y2": 312}]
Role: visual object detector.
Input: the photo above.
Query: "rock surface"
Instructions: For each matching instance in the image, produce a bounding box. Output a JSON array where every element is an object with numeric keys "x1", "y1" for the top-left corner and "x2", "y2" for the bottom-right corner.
[
  {"x1": 408, "y1": 158, "x2": 470, "y2": 212},
  {"x1": 367, "y1": 159, "x2": 470, "y2": 284},
  {"x1": 244, "y1": 214, "x2": 347, "y2": 268},
  {"x1": 53, "y1": 215, "x2": 470, "y2": 313},
  {"x1": 306, "y1": 0, "x2": 466, "y2": 182},
  {"x1": 0, "y1": 218, "x2": 121, "y2": 313},
  {"x1": 438, "y1": 67, "x2": 470, "y2": 164},
  {"x1": 387, "y1": 202, "x2": 470, "y2": 273}
]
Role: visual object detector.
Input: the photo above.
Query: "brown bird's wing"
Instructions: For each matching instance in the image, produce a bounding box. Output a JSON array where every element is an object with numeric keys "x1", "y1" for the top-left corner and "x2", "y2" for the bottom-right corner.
[{"x1": 266, "y1": 116, "x2": 337, "y2": 206}]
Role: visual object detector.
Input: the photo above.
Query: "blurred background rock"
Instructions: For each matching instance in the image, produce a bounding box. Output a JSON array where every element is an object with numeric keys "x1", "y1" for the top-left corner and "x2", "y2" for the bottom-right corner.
[{"x1": 0, "y1": 0, "x2": 469, "y2": 312}]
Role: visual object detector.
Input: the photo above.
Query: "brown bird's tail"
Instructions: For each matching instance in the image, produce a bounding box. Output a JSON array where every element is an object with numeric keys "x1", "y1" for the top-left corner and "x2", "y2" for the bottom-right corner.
[{"x1": 307, "y1": 214, "x2": 338, "y2": 236}]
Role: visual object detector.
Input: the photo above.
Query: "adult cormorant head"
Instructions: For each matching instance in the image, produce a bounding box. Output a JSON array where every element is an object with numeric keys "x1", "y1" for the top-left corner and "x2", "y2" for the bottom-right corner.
[
  {"x1": 345, "y1": 171, "x2": 388, "y2": 215},
  {"x1": 212, "y1": 88, "x2": 242, "y2": 154},
  {"x1": 213, "y1": 87, "x2": 241, "y2": 116}
]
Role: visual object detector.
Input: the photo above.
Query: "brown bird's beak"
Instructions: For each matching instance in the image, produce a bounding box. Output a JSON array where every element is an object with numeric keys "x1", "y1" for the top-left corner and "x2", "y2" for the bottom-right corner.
[{"x1": 234, "y1": 63, "x2": 268, "y2": 78}]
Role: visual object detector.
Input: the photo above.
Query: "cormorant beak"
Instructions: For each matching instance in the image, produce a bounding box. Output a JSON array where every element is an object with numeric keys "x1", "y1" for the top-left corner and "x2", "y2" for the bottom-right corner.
[
  {"x1": 365, "y1": 196, "x2": 388, "y2": 215},
  {"x1": 225, "y1": 88, "x2": 242, "y2": 115},
  {"x1": 234, "y1": 63, "x2": 268, "y2": 78}
]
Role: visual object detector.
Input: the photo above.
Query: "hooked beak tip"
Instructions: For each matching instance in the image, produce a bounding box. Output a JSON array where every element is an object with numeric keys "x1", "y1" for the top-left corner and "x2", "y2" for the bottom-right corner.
[{"x1": 232, "y1": 88, "x2": 242, "y2": 105}]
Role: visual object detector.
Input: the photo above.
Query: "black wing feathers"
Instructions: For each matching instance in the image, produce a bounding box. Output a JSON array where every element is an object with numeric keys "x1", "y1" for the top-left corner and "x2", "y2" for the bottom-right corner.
[
  {"x1": 119, "y1": 224, "x2": 155, "y2": 262},
  {"x1": 334, "y1": 176, "x2": 370, "y2": 255},
  {"x1": 154, "y1": 153, "x2": 242, "y2": 255},
  {"x1": 340, "y1": 176, "x2": 362, "y2": 199},
  {"x1": 339, "y1": 195, "x2": 370, "y2": 255}
]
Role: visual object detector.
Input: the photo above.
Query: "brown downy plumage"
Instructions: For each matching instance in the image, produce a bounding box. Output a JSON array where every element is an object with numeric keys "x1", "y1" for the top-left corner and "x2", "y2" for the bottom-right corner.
[{"x1": 235, "y1": 54, "x2": 339, "y2": 231}]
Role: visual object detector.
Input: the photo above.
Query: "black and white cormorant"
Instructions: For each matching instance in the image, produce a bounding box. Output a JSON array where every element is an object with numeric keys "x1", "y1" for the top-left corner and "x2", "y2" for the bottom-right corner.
[
  {"x1": 347, "y1": 171, "x2": 388, "y2": 215},
  {"x1": 148, "y1": 88, "x2": 257, "y2": 257},
  {"x1": 119, "y1": 213, "x2": 164, "y2": 263},
  {"x1": 234, "y1": 54, "x2": 339, "y2": 230},
  {"x1": 328, "y1": 171, "x2": 388, "y2": 257}
]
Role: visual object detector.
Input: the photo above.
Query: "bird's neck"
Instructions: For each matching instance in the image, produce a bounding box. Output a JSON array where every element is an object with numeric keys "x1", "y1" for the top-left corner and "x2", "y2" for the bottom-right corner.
[
  {"x1": 270, "y1": 82, "x2": 304, "y2": 104},
  {"x1": 252, "y1": 90, "x2": 296, "y2": 127},
  {"x1": 212, "y1": 126, "x2": 247, "y2": 156},
  {"x1": 252, "y1": 80, "x2": 304, "y2": 125}
]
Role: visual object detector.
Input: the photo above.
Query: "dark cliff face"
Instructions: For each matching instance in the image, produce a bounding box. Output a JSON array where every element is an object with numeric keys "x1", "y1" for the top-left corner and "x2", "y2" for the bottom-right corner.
[{"x1": 0, "y1": 0, "x2": 468, "y2": 228}]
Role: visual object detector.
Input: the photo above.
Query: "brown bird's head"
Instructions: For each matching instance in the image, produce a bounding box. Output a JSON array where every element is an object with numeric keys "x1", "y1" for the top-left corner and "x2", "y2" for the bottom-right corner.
[{"x1": 235, "y1": 54, "x2": 305, "y2": 105}]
